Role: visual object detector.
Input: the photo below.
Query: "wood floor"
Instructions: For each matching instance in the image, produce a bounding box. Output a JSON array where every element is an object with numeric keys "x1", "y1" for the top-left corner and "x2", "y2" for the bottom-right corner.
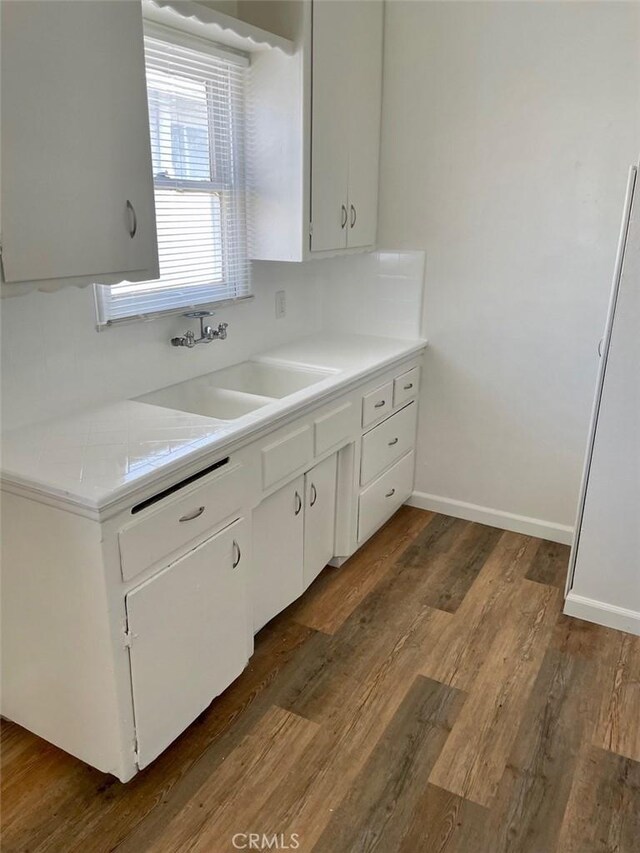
[{"x1": 2, "y1": 507, "x2": 639, "y2": 852}]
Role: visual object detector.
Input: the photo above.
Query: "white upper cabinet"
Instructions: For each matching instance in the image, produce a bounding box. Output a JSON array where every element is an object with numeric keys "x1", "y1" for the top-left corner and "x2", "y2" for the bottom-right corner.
[
  {"x1": 309, "y1": 0, "x2": 351, "y2": 252},
  {"x1": 1, "y1": 1, "x2": 158, "y2": 290},
  {"x1": 310, "y1": 0, "x2": 384, "y2": 253},
  {"x1": 244, "y1": 0, "x2": 384, "y2": 261},
  {"x1": 343, "y1": 1, "x2": 384, "y2": 250}
]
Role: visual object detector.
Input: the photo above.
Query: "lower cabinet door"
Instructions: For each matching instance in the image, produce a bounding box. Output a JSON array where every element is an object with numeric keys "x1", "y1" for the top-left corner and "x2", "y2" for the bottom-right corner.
[
  {"x1": 251, "y1": 476, "x2": 304, "y2": 633},
  {"x1": 303, "y1": 454, "x2": 338, "y2": 590},
  {"x1": 126, "y1": 518, "x2": 249, "y2": 770}
]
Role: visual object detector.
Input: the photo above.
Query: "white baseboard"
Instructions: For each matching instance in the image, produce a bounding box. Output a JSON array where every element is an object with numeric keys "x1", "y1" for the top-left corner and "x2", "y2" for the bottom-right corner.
[
  {"x1": 564, "y1": 592, "x2": 640, "y2": 636},
  {"x1": 407, "y1": 491, "x2": 574, "y2": 545}
]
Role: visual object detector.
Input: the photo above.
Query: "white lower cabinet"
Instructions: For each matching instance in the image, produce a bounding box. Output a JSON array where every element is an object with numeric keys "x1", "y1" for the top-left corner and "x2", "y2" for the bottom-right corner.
[
  {"x1": 360, "y1": 403, "x2": 417, "y2": 487},
  {"x1": 0, "y1": 355, "x2": 424, "y2": 781},
  {"x1": 303, "y1": 454, "x2": 338, "y2": 590},
  {"x1": 358, "y1": 452, "x2": 416, "y2": 543},
  {"x1": 126, "y1": 518, "x2": 249, "y2": 769},
  {"x1": 251, "y1": 453, "x2": 338, "y2": 632},
  {"x1": 251, "y1": 476, "x2": 305, "y2": 633}
]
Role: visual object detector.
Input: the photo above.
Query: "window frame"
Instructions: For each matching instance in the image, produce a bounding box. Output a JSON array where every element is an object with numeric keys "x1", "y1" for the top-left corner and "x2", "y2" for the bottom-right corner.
[{"x1": 94, "y1": 23, "x2": 251, "y2": 329}]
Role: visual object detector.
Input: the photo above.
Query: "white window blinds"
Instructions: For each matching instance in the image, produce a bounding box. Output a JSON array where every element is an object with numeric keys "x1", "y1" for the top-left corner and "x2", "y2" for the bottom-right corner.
[{"x1": 95, "y1": 29, "x2": 250, "y2": 326}]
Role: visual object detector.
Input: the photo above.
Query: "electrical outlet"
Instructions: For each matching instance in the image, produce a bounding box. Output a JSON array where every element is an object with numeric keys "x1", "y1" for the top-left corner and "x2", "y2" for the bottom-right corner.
[{"x1": 275, "y1": 290, "x2": 286, "y2": 319}]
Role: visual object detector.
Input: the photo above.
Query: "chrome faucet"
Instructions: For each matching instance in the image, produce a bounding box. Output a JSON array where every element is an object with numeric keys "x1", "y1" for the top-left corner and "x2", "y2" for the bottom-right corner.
[{"x1": 171, "y1": 311, "x2": 228, "y2": 348}]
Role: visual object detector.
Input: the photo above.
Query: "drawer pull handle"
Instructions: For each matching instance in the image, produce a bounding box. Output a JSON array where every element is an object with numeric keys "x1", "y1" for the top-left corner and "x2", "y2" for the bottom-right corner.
[
  {"x1": 126, "y1": 199, "x2": 137, "y2": 238},
  {"x1": 294, "y1": 491, "x2": 302, "y2": 516},
  {"x1": 388, "y1": 437, "x2": 399, "y2": 446},
  {"x1": 232, "y1": 540, "x2": 241, "y2": 568},
  {"x1": 179, "y1": 506, "x2": 205, "y2": 522},
  {"x1": 310, "y1": 483, "x2": 317, "y2": 507},
  {"x1": 374, "y1": 400, "x2": 386, "y2": 409},
  {"x1": 403, "y1": 383, "x2": 413, "y2": 390},
  {"x1": 385, "y1": 488, "x2": 396, "y2": 498}
]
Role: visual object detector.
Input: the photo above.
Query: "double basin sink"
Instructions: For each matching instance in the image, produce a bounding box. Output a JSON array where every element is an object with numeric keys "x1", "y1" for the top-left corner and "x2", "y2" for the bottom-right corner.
[{"x1": 136, "y1": 360, "x2": 336, "y2": 421}]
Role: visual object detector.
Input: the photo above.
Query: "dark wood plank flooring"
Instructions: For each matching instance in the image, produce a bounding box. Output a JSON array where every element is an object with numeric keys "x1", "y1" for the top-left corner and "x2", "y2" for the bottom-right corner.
[{"x1": 2, "y1": 507, "x2": 639, "y2": 852}]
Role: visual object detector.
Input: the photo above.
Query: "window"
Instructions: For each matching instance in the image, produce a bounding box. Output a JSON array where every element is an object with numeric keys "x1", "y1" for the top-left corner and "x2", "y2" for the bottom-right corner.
[{"x1": 95, "y1": 29, "x2": 250, "y2": 326}]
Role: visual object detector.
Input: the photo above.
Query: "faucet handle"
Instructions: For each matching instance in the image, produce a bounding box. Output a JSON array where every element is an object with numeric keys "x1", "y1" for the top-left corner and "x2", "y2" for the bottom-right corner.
[
  {"x1": 170, "y1": 317, "x2": 226, "y2": 346},
  {"x1": 170, "y1": 329, "x2": 196, "y2": 348}
]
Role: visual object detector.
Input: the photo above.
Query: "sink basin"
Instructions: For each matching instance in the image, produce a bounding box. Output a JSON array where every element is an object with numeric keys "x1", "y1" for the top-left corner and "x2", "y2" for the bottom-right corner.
[
  {"x1": 210, "y1": 361, "x2": 332, "y2": 398},
  {"x1": 136, "y1": 381, "x2": 275, "y2": 420},
  {"x1": 135, "y1": 360, "x2": 335, "y2": 421}
]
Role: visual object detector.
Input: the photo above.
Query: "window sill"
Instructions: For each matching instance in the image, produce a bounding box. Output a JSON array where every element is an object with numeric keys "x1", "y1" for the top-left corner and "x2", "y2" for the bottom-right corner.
[{"x1": 94, "y1": 292, "x2": 254, "y2": 331}]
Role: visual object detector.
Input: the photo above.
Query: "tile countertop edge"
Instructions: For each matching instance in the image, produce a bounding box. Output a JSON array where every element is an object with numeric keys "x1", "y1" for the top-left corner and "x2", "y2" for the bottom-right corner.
[{"x1": 1, "y1": 335, "x2": 427, "y2": 519}]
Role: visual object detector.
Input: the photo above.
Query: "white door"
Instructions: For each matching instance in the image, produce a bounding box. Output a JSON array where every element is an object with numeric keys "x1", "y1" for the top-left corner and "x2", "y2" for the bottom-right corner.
[
  {"x1": 303, "y1": 454, "x2": 338, "y2": 589},
  {"x1": 569, "y1": 166, "x2": 640, "y2": 621},
  {"x1": 345, "y1": 0, "x2": 384, "y2": 249},
  {"x1": 310, "y1": 0, "x2": 350, "y2": 252},
  {"x1": 1, "y1": 1, "x2": 158, "y2": 285},
  {"x1": 251, "y1": 477, "x2": 304, "y2": 632},
  {"x1": 126, "y1": 519, "x2": 249, "y2": 770}
]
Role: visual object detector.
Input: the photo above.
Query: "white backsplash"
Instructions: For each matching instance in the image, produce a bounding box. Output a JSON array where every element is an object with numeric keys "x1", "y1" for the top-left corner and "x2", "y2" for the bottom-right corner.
[
  {"x1": 322, "y1": 250, "x2": 425, "y2": 339},
  {"x1": 0, "y1": 251, "x2": 425, "y2": 431}
]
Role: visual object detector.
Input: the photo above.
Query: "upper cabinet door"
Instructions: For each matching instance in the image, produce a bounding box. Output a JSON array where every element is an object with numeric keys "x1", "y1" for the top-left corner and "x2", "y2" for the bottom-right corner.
[
  {"x1": 310, "y1": 0, "x2": 350, "y2": 252},
  {"x1": 1, "y1": 1, "x2": 158, "y2": 287},
  {"x1": 346, "y1": 0, "x2": 384, "y2": 249},
  {"x1": 309, "y1": 0, "x2": 383, "y2": 254}
]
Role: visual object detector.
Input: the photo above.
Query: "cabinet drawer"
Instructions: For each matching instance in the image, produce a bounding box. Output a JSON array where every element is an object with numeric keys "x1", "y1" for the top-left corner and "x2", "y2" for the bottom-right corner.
[
  {"x1": 360, "y1": 402, "x2": 417, "y2": 486},
  {"x1": 358, "y1": 451, "x2": 415, "y2": 543},
  {"x1": 314, "y1": 401, "x2": 354, "y2": 456},
  {"x1": 393, "y1": 367, "x2": 420, "y2": 408},
  {"x1": 362, "y1": 382, "x2": 393, "y2": 428},
  {"x1": 119, "y1": 461, "x2": 244, "y2": 582},
  {"x1": 262, "y1": 424, "x2": 313, "y2": 489}
]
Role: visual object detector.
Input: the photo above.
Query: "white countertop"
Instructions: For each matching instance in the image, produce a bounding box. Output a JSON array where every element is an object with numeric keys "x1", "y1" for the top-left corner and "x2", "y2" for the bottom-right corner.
[{"x1": 1, "y1": 333, "x2": 426, "y2": 515}]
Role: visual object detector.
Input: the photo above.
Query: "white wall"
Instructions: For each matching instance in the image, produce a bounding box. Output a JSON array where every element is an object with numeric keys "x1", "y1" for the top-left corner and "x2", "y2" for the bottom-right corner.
[
  {"x1": 0, "y1": 251, "x2": 424, "y2": 431},
  {"x1": 0, "y1": 263, "x2": 323, "y2": 431},
  {"x1": 380, "y1": 0, "x2": 640, "y2": 535}
]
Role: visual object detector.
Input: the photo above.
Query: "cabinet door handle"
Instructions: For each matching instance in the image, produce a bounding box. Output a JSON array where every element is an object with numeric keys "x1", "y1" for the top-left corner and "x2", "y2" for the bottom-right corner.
[
  {"x1": 388, "y1": 437, "x2": 399, "y2": 446},
  {"x1": 341, "y1": 204, "x2": 348, "y2": 229},
  {"x1": 385, "y1": 488, "x2": 396, "y2": 498},
  {"x1": 294, "y1": 491, "x2": 302, "y2": 515},
  {"x1": 310, "y1": 483, "x2": 317, "y2": 507},
  {"x1": 179, "y1": 506, "x2": 205, "y2": 522},
  {"x1": 126, "y1": 199, "x2": 137, "y2": 238},
  {"x1": 374, "y1": 400, "x2": 386, "y2": 409},
  {"x1": 403, "y1": 383, "x2": 413, "y2": 390},
  {"x1": 350, "y1": 204, "x2": 356, "y2": 228},
  {"x1": 232, "y1": 539, "x2": 241, "y2": 568},
  {"x1": 598, "y1": 338, "x2": 603, "y2": 357}
]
